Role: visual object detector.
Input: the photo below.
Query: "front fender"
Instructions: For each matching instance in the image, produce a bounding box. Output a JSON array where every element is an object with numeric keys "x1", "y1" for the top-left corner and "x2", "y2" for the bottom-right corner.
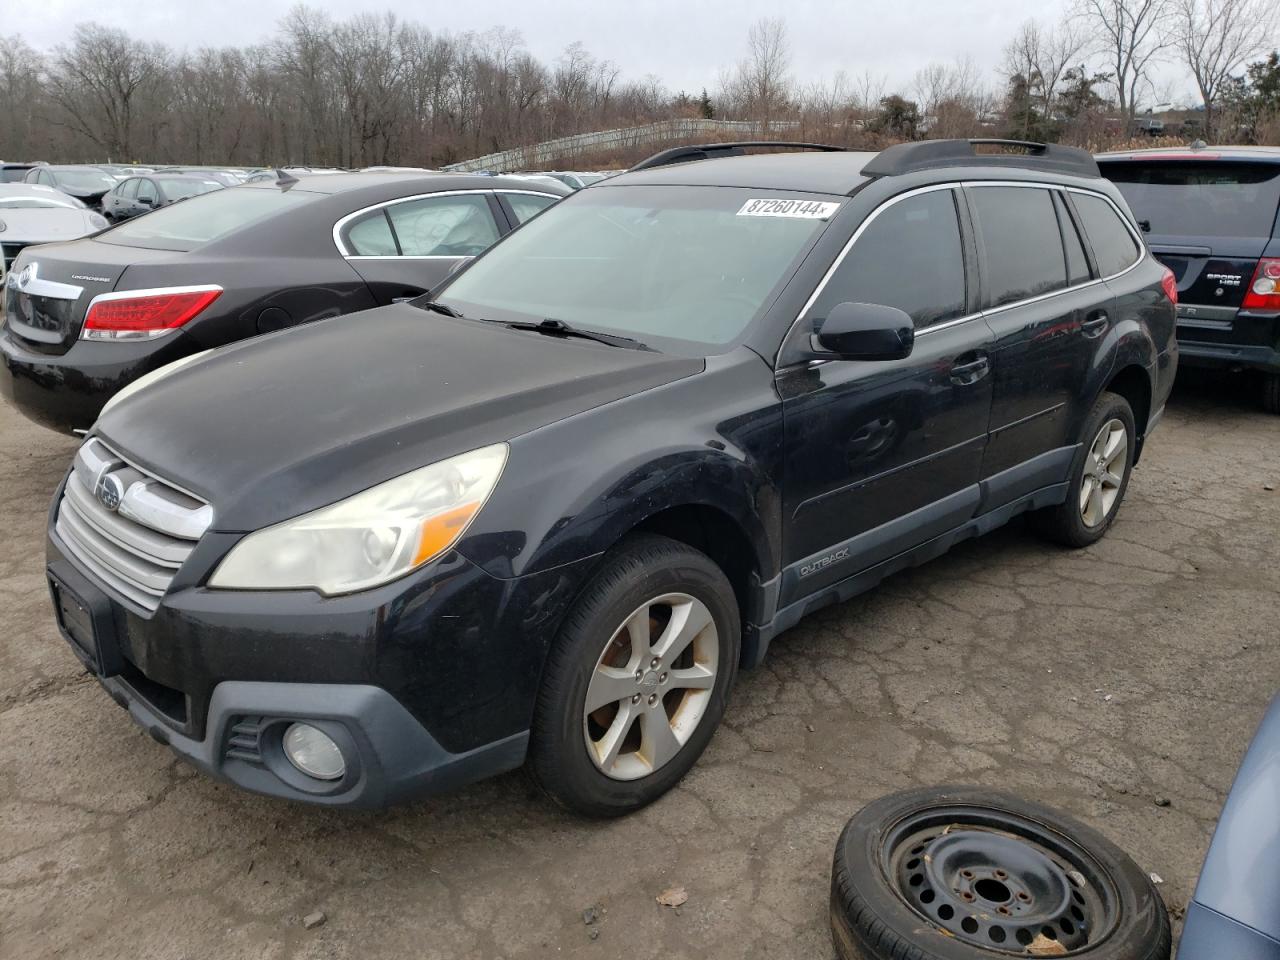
[{"x1": 456, "y1": 350, "x2": 784, "y2": 585}]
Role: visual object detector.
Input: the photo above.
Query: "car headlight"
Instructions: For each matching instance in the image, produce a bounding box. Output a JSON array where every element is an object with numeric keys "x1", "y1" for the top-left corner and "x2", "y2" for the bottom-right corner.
[
  {"x1": 208, "y1": 443, "x2": 508, "y2": 595},
  {"x1": 97, "y1": 349, "x2": 213, "y2": 420}
]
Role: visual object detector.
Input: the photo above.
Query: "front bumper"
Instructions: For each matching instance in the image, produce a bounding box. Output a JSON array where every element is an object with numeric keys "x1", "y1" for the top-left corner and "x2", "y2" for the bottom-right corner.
[
  {"x1": 0, "y1": 327, "x2": 195, "y2": 433},
  {"x1": 93, "y1": 673, "x2": 528, "y2": 808},
  {"x1": 47, "y1": 492, "x2": 593, "y2": 807}
]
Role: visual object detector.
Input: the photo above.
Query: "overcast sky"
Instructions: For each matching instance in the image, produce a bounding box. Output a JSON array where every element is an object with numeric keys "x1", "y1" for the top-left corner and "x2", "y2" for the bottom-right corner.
[{"x1": 8, "y1": 0, "x2": 1199, "y2": 105}]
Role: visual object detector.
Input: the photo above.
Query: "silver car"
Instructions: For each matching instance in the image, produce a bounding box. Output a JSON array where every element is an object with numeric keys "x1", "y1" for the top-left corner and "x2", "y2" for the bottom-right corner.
[{"x1": 0, "y1": 183, "x2": 108, "y2": 282}]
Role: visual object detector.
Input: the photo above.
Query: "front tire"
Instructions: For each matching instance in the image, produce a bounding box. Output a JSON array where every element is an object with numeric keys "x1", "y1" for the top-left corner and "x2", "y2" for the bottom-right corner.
[
  {"x1": 1032, "y1": 391, "x2": 1136, "y2": 548},
  {"x1": 528, "y1": 533, "x2": 740, "y2": 817}
]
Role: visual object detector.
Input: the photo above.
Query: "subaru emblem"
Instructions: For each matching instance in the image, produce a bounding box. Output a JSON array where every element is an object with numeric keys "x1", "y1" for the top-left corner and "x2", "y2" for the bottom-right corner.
[
  {"x1": 16, "y1": 262, "x2": 36, "y2": 289},
  {"x1": 94, "y1": 472, "x2": 125, "y2": 512}
]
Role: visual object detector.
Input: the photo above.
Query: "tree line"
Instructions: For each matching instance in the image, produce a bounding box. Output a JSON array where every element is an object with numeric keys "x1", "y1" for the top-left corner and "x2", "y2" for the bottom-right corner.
[{"x1": 0, "y1": 0, "x2": 1278, "y2": 170}]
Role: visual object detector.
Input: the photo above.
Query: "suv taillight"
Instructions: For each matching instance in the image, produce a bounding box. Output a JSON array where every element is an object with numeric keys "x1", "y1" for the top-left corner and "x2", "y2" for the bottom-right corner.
[
  {"x1": 82, "y1": 286, "x2": 222, "y2": 341},
  {"x1": 1242, "y1": 258, "x2": 1280, "y2": 311},
  {"x1": 1160, "y1": 267, "x2": 1178, "y2": 307}
]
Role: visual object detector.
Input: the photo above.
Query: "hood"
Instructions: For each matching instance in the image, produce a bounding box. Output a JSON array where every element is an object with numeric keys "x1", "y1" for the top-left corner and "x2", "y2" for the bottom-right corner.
[
  {"x1": 96, "y1": 304, "x2": 703, "y2": 531},
  {"x1": 0, "y1": 207, "x2": 98, "y2": 244}
]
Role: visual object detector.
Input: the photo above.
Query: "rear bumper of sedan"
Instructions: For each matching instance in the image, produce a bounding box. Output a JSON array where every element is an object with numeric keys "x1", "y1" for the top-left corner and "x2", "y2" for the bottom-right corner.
[{"x1": 0, "y1": 328, "x2": 191, "y2": 433}]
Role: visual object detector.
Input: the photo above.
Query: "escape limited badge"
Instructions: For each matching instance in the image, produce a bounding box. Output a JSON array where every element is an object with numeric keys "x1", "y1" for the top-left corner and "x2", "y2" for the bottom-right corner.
[{"x1": 736, "y1": 198, "x2": 840, "y2": 219}]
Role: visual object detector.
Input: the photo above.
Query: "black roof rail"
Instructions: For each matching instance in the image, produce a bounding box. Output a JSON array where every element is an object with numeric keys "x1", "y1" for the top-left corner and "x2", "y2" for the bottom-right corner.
[
  {"x1": 861, "y1": 139, "x2": 1100, "y2": 179},
  {"x1": 630, "y1": 141, "x2": 845, "y2": 172}
]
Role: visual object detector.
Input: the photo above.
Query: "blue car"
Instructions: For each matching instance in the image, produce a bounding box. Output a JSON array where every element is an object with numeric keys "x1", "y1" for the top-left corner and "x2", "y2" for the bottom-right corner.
[{"x1": 1177, "y1": 694, "x2": 1280, "y2": 959}]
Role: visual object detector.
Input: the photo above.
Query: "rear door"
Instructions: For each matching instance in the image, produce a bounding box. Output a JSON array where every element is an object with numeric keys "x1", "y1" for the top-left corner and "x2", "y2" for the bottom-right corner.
[
  {"x1": 337, "y1": 191, "x2": 506, "y2": 304},
  {"x1": 968, "y1": 183, "x2": 1104, "y2": 486},
  {"x1": 1101, "y1": 159, "x2": 1280, "y2": 348}
]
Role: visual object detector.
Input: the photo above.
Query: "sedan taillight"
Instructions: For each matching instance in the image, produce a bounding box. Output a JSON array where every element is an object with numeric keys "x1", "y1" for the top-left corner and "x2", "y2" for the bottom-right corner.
[
  {"x1": 1242, "y1": 258, "x2": 1280, "y2": 311},
  {"x1": 82, "y1": 286, "x2": 222, "y2": 341}
]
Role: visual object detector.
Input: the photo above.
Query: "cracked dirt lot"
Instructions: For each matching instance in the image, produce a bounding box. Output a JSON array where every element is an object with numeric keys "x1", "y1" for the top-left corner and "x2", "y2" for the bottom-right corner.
[{"x1": 2, "y1": 373, "x2": 1277, "y2": 960}]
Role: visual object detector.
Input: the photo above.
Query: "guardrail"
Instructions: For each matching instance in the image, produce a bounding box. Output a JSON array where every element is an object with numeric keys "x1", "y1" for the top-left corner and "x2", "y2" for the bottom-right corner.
[{"x1": 441, "y1": 118, "x2": 802, "y2": 172}]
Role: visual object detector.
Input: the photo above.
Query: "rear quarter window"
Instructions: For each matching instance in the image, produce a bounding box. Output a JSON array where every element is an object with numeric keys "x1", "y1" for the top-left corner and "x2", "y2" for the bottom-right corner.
[{"x1": 1072, "y1": 193, "x2": 1141, "y2": 277}]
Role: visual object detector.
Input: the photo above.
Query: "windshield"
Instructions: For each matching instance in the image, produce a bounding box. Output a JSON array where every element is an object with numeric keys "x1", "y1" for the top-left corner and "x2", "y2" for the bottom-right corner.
[
  {"x1": 98, "y1": 186, "x2": 317, "y2": 251},
  {"x1": 157, "y1": 178, "x2": 222, "y2": 199},
  {"x1": 0, "y1": 168, "x2": 30, "y2": 183},
  {"x1": 437, "y1": 184, "x2": 839, "y2": 352},
  {"x1": 52, "y1": 169, "x2": 117, "y2": 191},
  {"x1": 1102, "y1": 160, "x2": 1280, "y2": 238}
]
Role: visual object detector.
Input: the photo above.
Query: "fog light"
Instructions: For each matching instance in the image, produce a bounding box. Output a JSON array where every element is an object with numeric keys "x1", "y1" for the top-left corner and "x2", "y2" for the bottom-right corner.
[{"x1": 282, "y1": 722, "x2": 345, "y2": 781}]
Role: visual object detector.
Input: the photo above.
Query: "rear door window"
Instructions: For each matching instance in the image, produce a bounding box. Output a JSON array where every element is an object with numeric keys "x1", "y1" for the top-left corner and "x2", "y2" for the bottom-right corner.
[
  {"x1": 971, "y1": 186, "x2": 1068, "y2": 307},
  {"x1": 1072, "y1": 193, "x2": 1142, "y2": 277},
  {"x1": 385, "y1": 194, "x2": 499, "y2": 257},
  {"x1": 806, "y1": 188, "x2": 967, "y2": 328},
  {"x1": 1101, "y1": 161, "x2": 1280, "y2": 239}
]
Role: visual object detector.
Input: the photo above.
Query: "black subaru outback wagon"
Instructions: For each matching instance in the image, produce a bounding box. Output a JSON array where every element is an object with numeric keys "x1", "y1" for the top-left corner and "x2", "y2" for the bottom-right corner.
[
  {"x1": 46, "y1": 139, "x2": 1176, "y2": 815},
  {"x1": 1098, "y1": 145, "x2": 1280, "y2": 411}
]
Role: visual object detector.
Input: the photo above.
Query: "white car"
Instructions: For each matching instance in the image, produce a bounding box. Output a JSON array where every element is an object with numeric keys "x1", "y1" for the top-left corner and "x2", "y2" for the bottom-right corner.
[{"x1": 0, "y1": 184, "x2": 108, "y2": 282}]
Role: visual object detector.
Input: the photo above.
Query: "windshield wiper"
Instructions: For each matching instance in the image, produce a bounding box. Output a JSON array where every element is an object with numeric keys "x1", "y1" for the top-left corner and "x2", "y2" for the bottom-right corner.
[{"x1": 504, "y1": 318, "x2": 648, "y2": 350}]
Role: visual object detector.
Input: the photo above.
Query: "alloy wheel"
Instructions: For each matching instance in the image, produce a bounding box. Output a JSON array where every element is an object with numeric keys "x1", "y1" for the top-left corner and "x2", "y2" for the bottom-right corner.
[
  {"x1": 1079, "y1": 418, "x2": 1127, "y2": 528},
  {"x1": 582, "y1": 592, "x2": 719, "y2": 780}
]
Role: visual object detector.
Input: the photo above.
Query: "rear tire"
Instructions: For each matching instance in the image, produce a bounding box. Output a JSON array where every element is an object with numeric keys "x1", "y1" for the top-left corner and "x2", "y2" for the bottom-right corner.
[
  {"x1": 1261, "y1": 372, "x2": 1280, "y2": 414},
  {"x1": 1031, "y1": 391, "x2": 1136, "y2": 549},
  {"x1": 528, "y1": 533, "x2": 740, "y2": 817}
]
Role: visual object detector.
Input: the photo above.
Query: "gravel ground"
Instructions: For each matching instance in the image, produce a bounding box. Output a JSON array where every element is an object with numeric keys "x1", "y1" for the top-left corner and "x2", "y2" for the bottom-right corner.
[{"x1": 2, "y1": 372, "x2": 1277, "y2": 960}]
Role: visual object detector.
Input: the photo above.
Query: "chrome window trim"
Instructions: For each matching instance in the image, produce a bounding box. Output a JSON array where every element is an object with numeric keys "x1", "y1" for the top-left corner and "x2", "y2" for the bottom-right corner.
[
  {"x1": 80, "y1": 283, "x2": 223, "y2": 342},
  {"x1": 331, "y1": 188, "x2": 561, "y2": 259},
  {"x1": 784, "y1": 179, "x2": 1149, "y2": 357}
]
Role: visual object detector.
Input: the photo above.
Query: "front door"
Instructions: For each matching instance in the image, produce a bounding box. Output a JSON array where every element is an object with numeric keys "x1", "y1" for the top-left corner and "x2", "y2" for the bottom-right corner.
[{"x1": 778, "y1": 186, "x2": 994, "y2": 604}]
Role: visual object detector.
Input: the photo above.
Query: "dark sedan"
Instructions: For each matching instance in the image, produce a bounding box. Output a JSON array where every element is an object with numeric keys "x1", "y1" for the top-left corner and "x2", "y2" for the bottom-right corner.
[
  {"x1": 23, "y1": 165, "x2": 119, "y2": 208},
  {"x1": 0, "y1": 172, "x2": 567, "y2": 432},
  {"x1": 102, "y1": 174, "x2": 225, "y2": 222}
]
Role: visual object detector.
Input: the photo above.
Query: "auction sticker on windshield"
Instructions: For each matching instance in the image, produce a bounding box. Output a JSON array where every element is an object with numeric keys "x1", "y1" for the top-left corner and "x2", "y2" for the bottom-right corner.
[{"x1": 737, "y1": 198, "x2": 840, "y2": 219}]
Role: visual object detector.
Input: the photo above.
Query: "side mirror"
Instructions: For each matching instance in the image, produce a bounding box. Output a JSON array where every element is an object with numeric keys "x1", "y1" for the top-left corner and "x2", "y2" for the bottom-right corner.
[
  {"x1": 812, "y1": 302, "x2": 914, "y2": 361},
  {"x1": 139, "y1": 196, "x2": 155, "y2": 206}
]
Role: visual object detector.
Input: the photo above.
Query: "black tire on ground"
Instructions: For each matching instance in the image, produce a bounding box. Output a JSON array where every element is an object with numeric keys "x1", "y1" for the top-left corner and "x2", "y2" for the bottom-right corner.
[
  {"x1": 527, "y1": 533, "x2": 740, "y2": 818},
  {"x1": 830, "y1": 786, "x2": 1171, "y2": 960},
  {"x1": 1031, "y1": 390, "x2": 1136, "y2": 548},
  {"x1": 1261, "y1": 372, "x2": 1280, "y2": 414}
]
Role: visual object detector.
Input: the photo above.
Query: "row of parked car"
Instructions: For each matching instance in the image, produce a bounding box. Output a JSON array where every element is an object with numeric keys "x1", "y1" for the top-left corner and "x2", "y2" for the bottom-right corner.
[{"x1": 0, "y1": 138, "x2": 1276, "y2": 824}]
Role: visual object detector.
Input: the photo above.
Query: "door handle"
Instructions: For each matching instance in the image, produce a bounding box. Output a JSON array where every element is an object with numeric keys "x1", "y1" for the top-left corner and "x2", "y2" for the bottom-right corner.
[
  {"x1": 950, "y1": 355, "x2": 990, "y2": 386},
  {"x1": 1081, "y1": 314, "x2": 1110, "y2": 338}
]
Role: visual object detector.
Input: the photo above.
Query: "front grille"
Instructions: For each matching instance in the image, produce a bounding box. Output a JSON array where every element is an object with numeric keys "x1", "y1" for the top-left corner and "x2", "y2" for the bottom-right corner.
[{"x1": 55, "y1": 437, "x2": 213, "y2": 612}]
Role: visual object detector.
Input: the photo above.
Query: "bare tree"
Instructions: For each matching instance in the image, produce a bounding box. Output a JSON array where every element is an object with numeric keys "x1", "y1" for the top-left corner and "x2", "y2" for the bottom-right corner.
[
  {"x1": 44, "y1": 23, "x2": 168, "y2": 159},
  {"x1": 1003, "y1": 19, "x2": 1088, "y2": 131},
  {"x1": 1175, "y1": 0, "x2": 1279, "y2": 136},
  {"x1": 722, "y1": 18, "x2": 794, "y2": 131},
  {"x1": 1074, "y1": 0, "x2": 1173, "y2": 122}
]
